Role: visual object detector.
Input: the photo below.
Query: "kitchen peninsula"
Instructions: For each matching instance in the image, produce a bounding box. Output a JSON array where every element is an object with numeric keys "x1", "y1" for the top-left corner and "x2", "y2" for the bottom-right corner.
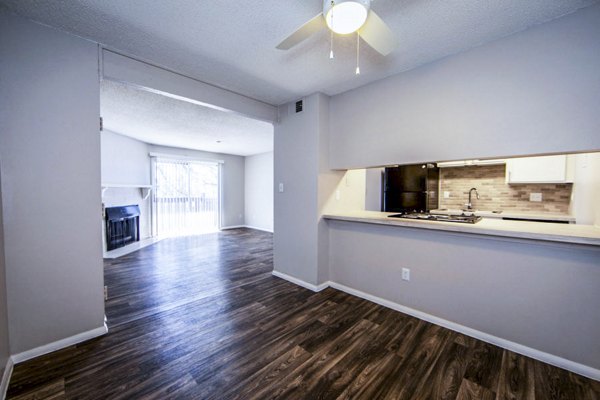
[
  {"x1": 324, "y1": 210, "x2": 600, "y2": 246},
  {"x1": 323, "y1": 209, "x2": 600, "y2": 379}
]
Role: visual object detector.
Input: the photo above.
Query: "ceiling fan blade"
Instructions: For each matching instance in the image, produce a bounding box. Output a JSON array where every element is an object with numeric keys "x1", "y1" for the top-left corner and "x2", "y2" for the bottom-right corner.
[
  {"x1": 276, "y1": 13, "x2": 325, "y2": 50},
  {"x1": 359, "y1": 10, "x2": 397, "y2": 56}
]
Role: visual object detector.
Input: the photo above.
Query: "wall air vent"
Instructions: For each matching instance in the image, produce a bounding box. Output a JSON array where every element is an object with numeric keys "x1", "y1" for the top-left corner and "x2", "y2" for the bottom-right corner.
[{"x1": 295, "y1": 100, "x2": 303, "y2": 113}]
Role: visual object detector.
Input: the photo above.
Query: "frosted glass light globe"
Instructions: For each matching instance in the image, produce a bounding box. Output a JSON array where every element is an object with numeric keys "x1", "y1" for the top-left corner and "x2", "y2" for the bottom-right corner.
[{"x1": 324, "y1": 0, "x2": 370, "y2": 35}]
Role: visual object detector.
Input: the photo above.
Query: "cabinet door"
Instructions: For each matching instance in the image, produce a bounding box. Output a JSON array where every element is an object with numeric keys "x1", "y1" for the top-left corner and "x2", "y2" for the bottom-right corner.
[{"x1": 506, "y1": 155, "x2": 569, "y2": 184}]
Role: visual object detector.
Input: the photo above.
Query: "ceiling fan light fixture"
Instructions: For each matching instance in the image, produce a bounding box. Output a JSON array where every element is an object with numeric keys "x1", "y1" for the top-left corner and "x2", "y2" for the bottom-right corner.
[{"x1": 324, "y1": 0, "x2": 370, "y2": 35}]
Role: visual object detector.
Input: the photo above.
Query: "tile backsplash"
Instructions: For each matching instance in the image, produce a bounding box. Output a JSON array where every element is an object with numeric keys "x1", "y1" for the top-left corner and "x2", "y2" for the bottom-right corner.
[{"x1": 439, "y1": 164, "x2": 572, "y2": 214}]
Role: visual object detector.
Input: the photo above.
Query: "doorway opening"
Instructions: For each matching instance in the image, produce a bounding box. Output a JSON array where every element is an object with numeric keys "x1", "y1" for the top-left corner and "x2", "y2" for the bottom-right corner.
[{"x1": 152, "y1": 157, "x2": 220, "y2": 236}]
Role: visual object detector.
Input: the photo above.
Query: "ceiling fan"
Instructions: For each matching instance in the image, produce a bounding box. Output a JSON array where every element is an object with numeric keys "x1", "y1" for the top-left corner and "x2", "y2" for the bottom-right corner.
[{"x1": 276, "y1": 0, "x2": 397, "y2": 57}]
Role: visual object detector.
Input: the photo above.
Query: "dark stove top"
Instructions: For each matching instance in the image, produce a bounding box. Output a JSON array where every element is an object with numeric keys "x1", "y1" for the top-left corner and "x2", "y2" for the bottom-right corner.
[{"x1": 388, "y1": 212, "x2": 482, "y2": 224}]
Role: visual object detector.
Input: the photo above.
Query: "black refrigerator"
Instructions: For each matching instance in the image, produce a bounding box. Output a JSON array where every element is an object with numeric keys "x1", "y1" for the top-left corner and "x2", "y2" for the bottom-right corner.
[{"x1": 383, "y1": 164, "x2": 439, "y2": 212}]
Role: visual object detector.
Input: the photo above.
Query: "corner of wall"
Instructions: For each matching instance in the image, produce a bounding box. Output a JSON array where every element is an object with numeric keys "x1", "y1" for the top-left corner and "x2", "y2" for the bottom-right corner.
[{"x1": 0, "y1": 164, "x2": 11, "y2": 391}]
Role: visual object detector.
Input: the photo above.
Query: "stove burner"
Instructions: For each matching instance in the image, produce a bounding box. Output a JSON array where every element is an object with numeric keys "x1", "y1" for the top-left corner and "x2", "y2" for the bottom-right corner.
[{"x1": 388, "y1": 212, "x2": 482, "y2": 224}]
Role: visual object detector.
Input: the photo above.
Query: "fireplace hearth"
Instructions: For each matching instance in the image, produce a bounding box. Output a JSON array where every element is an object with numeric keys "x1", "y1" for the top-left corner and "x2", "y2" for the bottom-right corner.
[{"x1": 105, "y1": 205, "x2": 140, "y2": 251}]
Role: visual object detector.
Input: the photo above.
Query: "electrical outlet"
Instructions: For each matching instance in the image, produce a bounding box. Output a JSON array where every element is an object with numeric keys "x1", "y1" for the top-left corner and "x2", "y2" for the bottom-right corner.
[
  {"x1": 402, "y1": 268, "x2": 410, "y2": 281},
  {"x1": 335, "y1": 190, "x2": 340, "y2": 200},
  {"x1": 278, "y1": 183, "x2": 284, "y2": 193},
  {"x1": 443, "y1": 191, "x2": 450, "y2": 199},
  {"x1": 530, "y1": 193, "x2": 542, "y2": 202},
  {"x1": 104, "y1": 286, "x2": 108, "y2": 300}
]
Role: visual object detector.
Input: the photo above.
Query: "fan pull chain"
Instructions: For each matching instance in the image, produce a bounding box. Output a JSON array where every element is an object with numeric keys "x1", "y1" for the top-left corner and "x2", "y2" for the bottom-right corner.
[
  {"x1": 355, "y1": 32, "x2": 361, "y2": 75},
  {"x1": 330, "y1": 30, "x2": 334, "y2": 59},
  {"x1": 329, "y1": 1, "x2": 335, "y2": 59}
]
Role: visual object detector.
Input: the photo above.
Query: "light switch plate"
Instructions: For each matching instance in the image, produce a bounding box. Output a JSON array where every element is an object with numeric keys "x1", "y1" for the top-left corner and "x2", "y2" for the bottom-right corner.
[
  {"x1": 530, "y1": 193, "x2": 542, "y2": 202},
  {"x1": 402, "y1": 268, "x2": 410, "y2": 281},
  {"x1": 444, "y1": 191, "x2": 450, "y2": 199},
  {"x1": 278, "y1": 183, "x2": 284, "y2": 193}
]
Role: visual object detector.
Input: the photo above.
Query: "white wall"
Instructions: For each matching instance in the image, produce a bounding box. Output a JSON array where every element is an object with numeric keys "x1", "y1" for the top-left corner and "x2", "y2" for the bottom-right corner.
[
  {"x1": 101, "y1": 130, "x2": 151, "y2": 185},
  {"x1": 0, "y1": 13, "x2": 105, "y2": 354},
  {"x1": 147, "y1": 144, "x2": 246, "y2": 228},
  {"x1": 329, "y1": 5, "x2": 600, "y2": 169},
  {"x1": 244, "y1": 152, "x2": 273, "y2": 232}
]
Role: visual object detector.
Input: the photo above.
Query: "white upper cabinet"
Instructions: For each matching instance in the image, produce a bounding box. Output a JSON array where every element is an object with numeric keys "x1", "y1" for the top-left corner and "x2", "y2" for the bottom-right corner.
[{"x1": 506, "y1": 155, "x2": 574, "y2": 184}]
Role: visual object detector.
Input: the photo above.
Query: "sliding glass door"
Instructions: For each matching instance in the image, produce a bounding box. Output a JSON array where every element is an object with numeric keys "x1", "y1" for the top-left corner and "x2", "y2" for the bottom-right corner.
[{"x1": 152, "y1": 158, "x2": 220, "y2": 236}]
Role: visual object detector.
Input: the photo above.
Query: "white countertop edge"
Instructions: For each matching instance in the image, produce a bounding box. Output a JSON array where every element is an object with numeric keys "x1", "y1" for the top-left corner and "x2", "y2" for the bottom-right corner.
[{"x1": 323, "y1": 213, "x2": 600, "y2": 247}]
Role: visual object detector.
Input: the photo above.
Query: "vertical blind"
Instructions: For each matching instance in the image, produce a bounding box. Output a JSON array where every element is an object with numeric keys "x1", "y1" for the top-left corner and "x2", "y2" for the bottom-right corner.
[{"x1": 152, "y1": 157, "x2": 220, "y2": 236}]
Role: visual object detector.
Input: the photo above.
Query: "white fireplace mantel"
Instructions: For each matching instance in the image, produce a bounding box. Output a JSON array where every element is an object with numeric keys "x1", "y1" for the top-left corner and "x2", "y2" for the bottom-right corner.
[{"x1": 101, "y1": 183, "x2": 153, "y2": 200}]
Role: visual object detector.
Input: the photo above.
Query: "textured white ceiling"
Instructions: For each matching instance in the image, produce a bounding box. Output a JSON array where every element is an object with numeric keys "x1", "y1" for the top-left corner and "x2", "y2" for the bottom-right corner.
[
  {"x1": 2, "y1": 0, "x2": 597, "y2": 105},
  {"x1": 101, "y1": 80, "x2": 273, "y2": 156}
]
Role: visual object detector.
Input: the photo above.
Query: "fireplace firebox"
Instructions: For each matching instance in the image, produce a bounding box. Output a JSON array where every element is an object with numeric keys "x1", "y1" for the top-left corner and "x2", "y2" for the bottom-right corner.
[{"x1": 105, "y1": 205, "x2": 140, "y2": 251}]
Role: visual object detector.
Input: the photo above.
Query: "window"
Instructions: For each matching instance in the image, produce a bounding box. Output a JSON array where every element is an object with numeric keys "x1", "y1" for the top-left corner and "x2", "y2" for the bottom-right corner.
[{"x1": 152, "y1": 158, "x2": 220, "y2": 236}]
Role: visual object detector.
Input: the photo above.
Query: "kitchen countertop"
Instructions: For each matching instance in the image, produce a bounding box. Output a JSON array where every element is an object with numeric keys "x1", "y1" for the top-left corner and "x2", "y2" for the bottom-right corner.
[
  {"x1": 430, "y1": 208, "x2": 575, "y2": 223},
  {"x1": 323, "y1": 210, "x2": 600, "y2": 247}
]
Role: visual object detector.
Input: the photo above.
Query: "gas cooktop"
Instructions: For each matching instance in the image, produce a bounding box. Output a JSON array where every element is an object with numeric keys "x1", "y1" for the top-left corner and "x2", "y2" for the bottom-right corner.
[{"x1": 388, "y1": 212, "x2": 482, "y2": 224}]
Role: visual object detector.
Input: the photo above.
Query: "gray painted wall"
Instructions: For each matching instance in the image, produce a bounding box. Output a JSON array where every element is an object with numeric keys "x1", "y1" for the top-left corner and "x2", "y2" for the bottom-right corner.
[
  {"x1": 147, "y1": 144, "x2": 246, "y2": 228},
  {"x1": 328, "y1": 220, "x2": 600, "y2": 369},
  {"x1": 274, "y1": 94, "x2": 322, "y2": 285},
  {"x1": 0, "y1": 169, "x2": 10, "y2": 372},
  {"x1": 330, "y1": 4, "x2": 600, "y2": 169},
  {"x1": 0, "y1": 13, "x2": 105, "y2": 353},
  {"x1": 244, "y1": 152, "x2": 274, "y2": 232},
  {"x1": 316, "y1": 94, "x2": 340, "y2": 285},
  {"x1": 274, "y1": 93, "x2": 339, "y2": 285}
]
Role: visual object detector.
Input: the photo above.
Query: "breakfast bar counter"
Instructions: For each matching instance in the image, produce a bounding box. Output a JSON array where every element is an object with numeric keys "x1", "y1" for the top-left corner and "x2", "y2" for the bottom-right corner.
[{"x1": 323, "y1": 210, "x2": 600, "y2": 247}]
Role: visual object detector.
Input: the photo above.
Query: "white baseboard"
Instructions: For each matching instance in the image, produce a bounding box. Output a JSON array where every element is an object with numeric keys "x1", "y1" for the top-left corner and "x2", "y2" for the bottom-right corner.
[
  {"x1": 0, "y1": 357, "x2": 13, "y2": 400},
  {"x1": 327, "y1": 281, "x2": 600, "y2": 382},
  {"x1": 220, "y1": 225, "x2": 246, "y2": 230},
  {"x1": 221, "y1": 225, "x2": 274, "y2": 233},
  {"x1": 11, "y1": 322, "x2": 108, "y2": 364},
  {"x1": 272, "y1": 270, "x2": 329, "y2": 292},
  {"x1": 244, "y1": 225, "x2": 274, "y2": 233}
]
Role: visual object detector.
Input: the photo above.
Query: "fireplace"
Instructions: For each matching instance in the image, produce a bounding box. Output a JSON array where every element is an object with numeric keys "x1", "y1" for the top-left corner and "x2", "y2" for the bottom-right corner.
[{"x1": 105, "y1": 205, "x2": 140, "y2": 251}]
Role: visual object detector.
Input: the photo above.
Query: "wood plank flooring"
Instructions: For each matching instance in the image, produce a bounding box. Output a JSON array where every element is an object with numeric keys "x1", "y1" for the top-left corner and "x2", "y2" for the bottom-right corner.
[{"x1": 7, "y1": 228, "x2": 600, "y2": 399}]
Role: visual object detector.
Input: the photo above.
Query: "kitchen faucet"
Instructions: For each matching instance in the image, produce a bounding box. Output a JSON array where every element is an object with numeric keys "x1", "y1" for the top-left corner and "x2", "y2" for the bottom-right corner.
[{"x1": 464, "y1": 188, "x2": 480, "y2": 211}]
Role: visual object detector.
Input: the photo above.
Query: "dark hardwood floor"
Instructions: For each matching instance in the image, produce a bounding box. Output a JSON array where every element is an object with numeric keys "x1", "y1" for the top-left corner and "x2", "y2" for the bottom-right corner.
[{"x1": 7, "y1": 228, "x2": 600, "y2": 399}]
